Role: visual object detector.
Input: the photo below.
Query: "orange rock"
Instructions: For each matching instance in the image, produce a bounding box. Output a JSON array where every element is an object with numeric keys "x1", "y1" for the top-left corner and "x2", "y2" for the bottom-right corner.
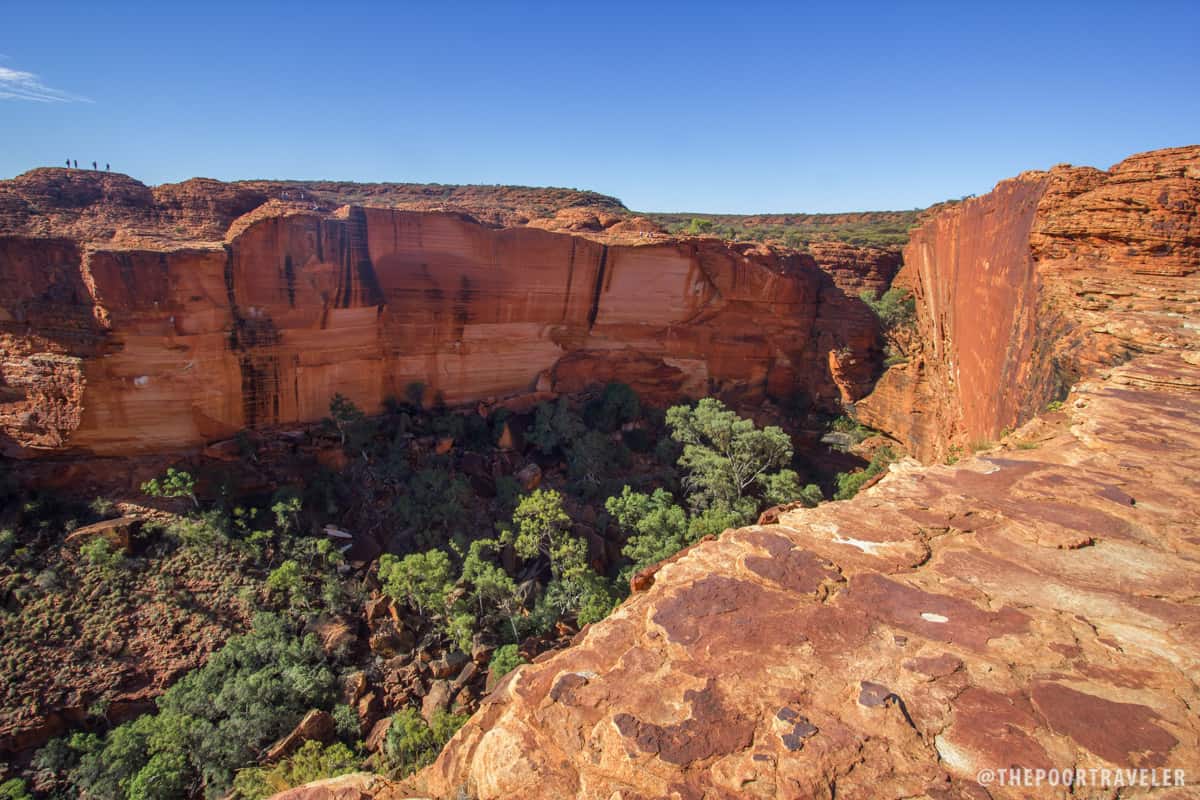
[
  {"x1": 0, "y1": 178, "x2": 898, "y2": 457},
  {"x1": 263, "y1": 709, "x2": 334, "y2": 763}
]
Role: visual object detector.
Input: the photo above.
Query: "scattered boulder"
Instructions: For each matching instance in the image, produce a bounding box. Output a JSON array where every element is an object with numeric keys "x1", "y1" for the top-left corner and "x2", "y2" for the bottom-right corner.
[
  {"x1": 421, "y1": 680, "x2": 453, "y2": 723},
  {"x1": 64, "y1": 516, "x2": 141, "y2": 554},
  {"x1": 263, "y1": 709, "x2": 334, "y2": 763}
]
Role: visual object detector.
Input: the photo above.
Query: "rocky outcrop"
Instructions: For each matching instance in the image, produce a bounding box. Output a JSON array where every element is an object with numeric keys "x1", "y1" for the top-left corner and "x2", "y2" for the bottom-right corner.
[
  {"x1": 0, "y1": 175, "x2": 899, "y2": 457},
  {"x1": 856, "y1": 146, "x2": 1200, "y2": 461},
  {"x1": 346, "y1": 147, "x2": 1199, "y2": 799}
]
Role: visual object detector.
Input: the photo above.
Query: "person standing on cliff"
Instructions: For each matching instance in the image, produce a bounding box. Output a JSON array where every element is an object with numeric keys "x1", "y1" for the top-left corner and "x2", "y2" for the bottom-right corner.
[
  {"x1": 72, "y1": 159, "x2": 77, "y2": 168},
  {"x1": 92, "y1": 161, "x2": 97, "y2": 170},
  {"x1": 105, "y1": 163, "x2": 110, "y2": 171}
]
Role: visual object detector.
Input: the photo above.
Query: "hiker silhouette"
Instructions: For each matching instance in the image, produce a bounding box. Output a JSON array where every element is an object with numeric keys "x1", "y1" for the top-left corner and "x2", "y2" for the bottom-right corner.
[
  {"x1": 92, "y1": 161, "x2": 97, "y2": 170},
  {"x1": 73, "y1": 160, "x2": 78, "y2": 168}
]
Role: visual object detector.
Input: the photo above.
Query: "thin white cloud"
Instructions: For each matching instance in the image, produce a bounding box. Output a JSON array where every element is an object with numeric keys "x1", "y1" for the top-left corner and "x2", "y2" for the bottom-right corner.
[{"x1": 0, "y1": 66, "x2": 92, "y2": 103}]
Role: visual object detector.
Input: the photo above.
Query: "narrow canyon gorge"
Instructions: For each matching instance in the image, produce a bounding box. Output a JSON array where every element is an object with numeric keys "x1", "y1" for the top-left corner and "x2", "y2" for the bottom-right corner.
[{"x1": 1, "y1": 145, "x2": 1197, "y2": 800}]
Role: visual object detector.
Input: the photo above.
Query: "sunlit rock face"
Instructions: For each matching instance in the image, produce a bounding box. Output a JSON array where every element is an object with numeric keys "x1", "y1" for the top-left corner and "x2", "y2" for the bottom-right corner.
[
  {"x1": 0, "y1": 173, "x2": 899, "y2": 456},
  {"x1": 856, "y1": 145, "x2": 1200, "y2": 461},
  {"x1": 310, "y1": 146, "x2": 1200, "y2": 800}
]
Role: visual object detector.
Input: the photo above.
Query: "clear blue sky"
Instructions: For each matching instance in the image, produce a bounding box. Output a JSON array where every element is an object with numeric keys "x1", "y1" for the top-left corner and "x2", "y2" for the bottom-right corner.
[{"x1": 2, "y1": 1, "x2": 1197, "y2": 213}]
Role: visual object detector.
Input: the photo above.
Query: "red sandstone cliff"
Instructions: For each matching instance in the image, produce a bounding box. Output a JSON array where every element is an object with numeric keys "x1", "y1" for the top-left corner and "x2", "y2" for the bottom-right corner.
[
  {"x1": 856, "y1": 146, "x2": 1200, "y2": 460},
  {"x1": 0, "y1": 172, "x2": 899, "y2": 457},
  {"x1": 282, "y1": 146, "x2": 1200, "y2": 800}
]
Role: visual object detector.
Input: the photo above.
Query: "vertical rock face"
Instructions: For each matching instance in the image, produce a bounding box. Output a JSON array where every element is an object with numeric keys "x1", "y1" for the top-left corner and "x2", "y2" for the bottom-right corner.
[
  {"x1": 0, "y1": 194, "x2": 899, "y2": 456},
  {"x1": 857, "y1": 146, "x2": 1200, "y2": 460},
  {"x1": 363, "y1": 146, "x2": 1200, "y2": 800}
]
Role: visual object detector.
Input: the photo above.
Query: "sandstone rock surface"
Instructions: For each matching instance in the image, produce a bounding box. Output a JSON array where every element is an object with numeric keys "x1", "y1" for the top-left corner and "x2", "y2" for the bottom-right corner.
[
  {"x1": 0, "y1": 170, "x2": 898, "y2": 457},
  {"x1": 857, "y1": 146, "x2": 1200, "y2": 461},
  {"x1": 344, "y1": 147, "x2": 1200, "y2": 799}
]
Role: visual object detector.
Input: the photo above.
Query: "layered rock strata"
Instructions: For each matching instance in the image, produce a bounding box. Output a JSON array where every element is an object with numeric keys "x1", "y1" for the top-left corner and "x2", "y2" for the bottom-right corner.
[{"x1": 0, "y1": 180, "x2": 898, "y2": 457}]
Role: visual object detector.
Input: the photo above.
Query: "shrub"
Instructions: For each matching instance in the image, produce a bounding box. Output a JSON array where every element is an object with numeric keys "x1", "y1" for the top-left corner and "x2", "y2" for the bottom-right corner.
[
  {"x1": 488, "y1": 644, "x2": 526, "y2": 680},
  {"x1": 860, "y1": 287, "x2": 916, "y2": 330},
  {"x1": 266, "y1": 559, "x2": 303, "y2": 603},
  {"x1": 141, "y1": 468, "x2": 198, "y2": 508},
  {"x1": 63, "y1": 613, "x2": 338, "y2": 798},
  {"x1": 80, "y1": 537, "x2": 124, "y2": 571},
  {"x1": 0, "y1": 779, "x2": 31, "y2": 800},
  {"x1": 833, "y1": 446, "x2": 897, "y2": 500},
  {"x1": 232, "y1": 740, "x2": 359, "y2": 800},
  {"x1": 383, "y1": 708, "x2": 438, "y2": 777}
]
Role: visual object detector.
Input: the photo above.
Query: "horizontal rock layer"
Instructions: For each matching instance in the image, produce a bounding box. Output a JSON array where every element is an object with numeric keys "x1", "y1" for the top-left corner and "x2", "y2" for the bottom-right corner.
[{"x1": 0, "y1": 196, "x2": 898, "y2": 456}]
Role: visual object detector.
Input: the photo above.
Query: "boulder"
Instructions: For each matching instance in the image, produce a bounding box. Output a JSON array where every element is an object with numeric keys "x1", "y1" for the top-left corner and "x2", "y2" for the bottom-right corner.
[{"x1": 263, "y1": 709, "x2": 334, "y2": 763}]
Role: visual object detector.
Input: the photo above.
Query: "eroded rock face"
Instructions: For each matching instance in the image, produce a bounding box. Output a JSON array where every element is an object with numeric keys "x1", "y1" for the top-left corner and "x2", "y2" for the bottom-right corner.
[
  {"x1": 857, "y1": 145, "x2": 1200, "y2": 461},
  {"x1": 365, "y1": 148, "x2": 1200, "y2": 799},
  {"x1": 0, "y1": 183, "x2": 898, "y2": 456}
]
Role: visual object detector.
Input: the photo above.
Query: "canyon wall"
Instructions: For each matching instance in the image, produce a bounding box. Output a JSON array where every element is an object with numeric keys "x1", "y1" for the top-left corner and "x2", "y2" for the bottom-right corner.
[
  {"x1": 857, "y1": 146, "x2": 1200, "y2": 460},
  {"x1": 304, "y1": 146, "x2": 1200, "y2": 800},
  {"x1": 0, "y1": 177, "x2": 899, "y2": 457}
]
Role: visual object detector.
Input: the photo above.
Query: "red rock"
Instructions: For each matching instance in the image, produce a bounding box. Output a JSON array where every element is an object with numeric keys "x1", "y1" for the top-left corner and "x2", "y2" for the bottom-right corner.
[
  {"x1": 0, "y1": 174, "x2": 897, "y2": 456},
  {"x1": 64, "y1": 515, "x2": 140, "y2": 553},
  {"x1": 263, "y1": 709, "x2": 335, "y2": 762}
]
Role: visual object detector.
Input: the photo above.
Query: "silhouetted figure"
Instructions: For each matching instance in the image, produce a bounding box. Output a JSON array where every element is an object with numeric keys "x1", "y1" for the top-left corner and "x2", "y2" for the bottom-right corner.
[
  {"x1": 65, "y1": 159, "x2": 70, "y2": 168},
  {"x1": 106, "y1": 163, "x2": 110, "y2": 171},
  {"x1": 92, "y1": 161, "x2": 97, "y2": 170},
  {"x1": 73, "y1": 160, "x2": 78, "y2": 168}
]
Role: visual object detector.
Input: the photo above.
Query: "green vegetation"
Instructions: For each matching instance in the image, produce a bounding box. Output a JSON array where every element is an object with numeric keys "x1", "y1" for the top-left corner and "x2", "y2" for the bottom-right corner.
[
  {"x1": 487, "y1": 644, "x2": 526, "y2": 680},
  {"x1": 382, "y1": 708, "x2": 467, "y2": 778},
  {"x1": 5, "y1": 379, "x2": 861, "y2": 798},
  {"x1": 0, "y1": 779, "x2": 32, "y2": 800},
  {"x1": 140, "y1": 467, "x2": 198, "y2": 508},
  {"x1": 647, "y1": 209, "x2": 920, "y2": 249},
  {"x1": 666, "y1": 397, "x2": 795, "y2": 513},
  {"x1": 46, "y1": 613, "x2": 340, "y2": 799},
  {"x1": 834, "y1": 446, "x2": 897, "y2": 500},
  {"x1": 232, "y1": 741, "x2": 359, "y2": 799},
  {"x1": 859, "y1": 287, "x2": 916, "y2": 331}
]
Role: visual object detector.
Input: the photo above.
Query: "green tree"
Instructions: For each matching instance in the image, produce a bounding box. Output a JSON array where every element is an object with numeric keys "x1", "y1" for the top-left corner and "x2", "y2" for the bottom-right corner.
[
  {"x1": 141, "y1": 468, "x2": 198, "y2": 508},
  {"x1": 584, "y1": 382, "x2": 640, "y2": 432},
  {"x1": 378, "y1": 550, "x2": 454, "y2": 618},
  {"x1": 606, "y1": 487, "x2": 690, "y2": 575},
  {"x1": 506, "y1": 490, "x2": 586, "y2": 582},
  {"x1": 328, "y1": 393, "x2": 368, "y2": 448},
  {"x1": 460, "y1": 538, "x2": 524, "y2": 641},
  {"x1": 665, "y1": 398, "x2": 794, "y2": 510},
  {"x1": 526, "y1": 399, "x2": 586, "y2": 455}
]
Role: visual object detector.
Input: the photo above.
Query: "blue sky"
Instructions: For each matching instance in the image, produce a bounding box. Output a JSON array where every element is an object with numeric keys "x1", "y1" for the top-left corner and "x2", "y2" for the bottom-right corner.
[{"x1": 1, "y1": 1, "x2": 1197, "y2": 213}]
